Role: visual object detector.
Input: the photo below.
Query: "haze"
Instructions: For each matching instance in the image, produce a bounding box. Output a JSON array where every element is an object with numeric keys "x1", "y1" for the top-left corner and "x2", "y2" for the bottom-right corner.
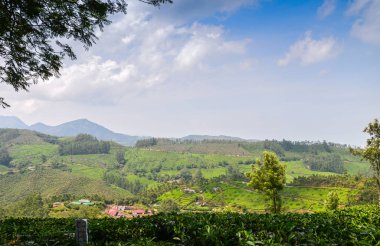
[{"x1": 1, "y1": 0, "x2": 379, "y2": 146}]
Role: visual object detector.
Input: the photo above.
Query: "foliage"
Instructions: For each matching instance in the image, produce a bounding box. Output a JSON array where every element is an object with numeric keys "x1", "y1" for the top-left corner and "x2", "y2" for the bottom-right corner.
[
  {"x1": 247, "y1": 152, "x2": 286, "y2": 213},
  {"x1": 304, "y1": 154, "x2": 345, "y2": 173},
  {"x1": 0, "y1": 148, "x2": 11, "y2": 166},
  {"x1": 103, "y1": 171, "x2": 146, "y2": 194},
  {"x1": 1, "y1": 206, "x2": 380, "y2": 245},
  {"x1": 0, "y1": 0, "x2": 172, "y2": 107},
  {"x1": 226, "y1": 164, "x2": 245, "y2": 181},
  {"x1": 179, "y1": 167, "x2": 192, "y2": 183},
  {"x1": 135, "y1": 138, "x2": 158, "y2": 148},
  {"x1": 115, "y1": 150, "x2": 126, "y2": 165},
  {"x1": 290, "y1": 174, "x2": 364, "y2": 188},
  {"x1": 193, "y1": 168, "x2": 205, "y2": 183},
  {"x1": 351, "y1": 118, "x2": 380, "y2": 205},
  {"x1": 349, "y1": 178, "x2": 378, "y2": 205},
  {"x1": 159, "y1": 199, "x2": 180, "y2": 213},
  {"x1": 325, "y1": 191, "x2": 339, "y2": 210},
  {"x1": 58, "y1": 134, "x2": 110, "y2": 155},
  {"x1": 9, "y1": 193, "x2": 48, "y2": 218}
]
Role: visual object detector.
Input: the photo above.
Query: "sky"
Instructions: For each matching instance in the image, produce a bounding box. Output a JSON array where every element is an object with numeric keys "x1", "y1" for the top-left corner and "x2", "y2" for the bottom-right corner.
[{"x1": 1, "y1": 0, "x2": 380, "y2": 146}]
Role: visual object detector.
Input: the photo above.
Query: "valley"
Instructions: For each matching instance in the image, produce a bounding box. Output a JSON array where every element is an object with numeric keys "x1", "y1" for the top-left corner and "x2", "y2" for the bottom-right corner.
[{"x1": 0, "y1": 127, "x2": 373, "y2": 218}]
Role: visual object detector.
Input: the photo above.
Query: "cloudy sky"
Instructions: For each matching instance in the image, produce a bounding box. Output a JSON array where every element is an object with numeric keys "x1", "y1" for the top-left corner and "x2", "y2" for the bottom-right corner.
[{"x1": 1, "y1": 0, "x2": 380, "y2": 145}]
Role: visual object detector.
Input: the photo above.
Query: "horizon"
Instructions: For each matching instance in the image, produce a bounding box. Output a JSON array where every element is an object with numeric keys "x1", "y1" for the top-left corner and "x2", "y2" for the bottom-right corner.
[
  {"x1": 0, "y1": 115, "x2": 364, "y2": 146},
  {"x1": 1, "y1": 0, "x2": 379, "y2": 146}
]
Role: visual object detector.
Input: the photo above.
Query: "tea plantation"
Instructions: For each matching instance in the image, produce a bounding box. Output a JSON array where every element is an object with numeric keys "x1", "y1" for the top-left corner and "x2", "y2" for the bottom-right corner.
[{"x1": 1, "y1": 206, "x2": 379, "y2": 245}]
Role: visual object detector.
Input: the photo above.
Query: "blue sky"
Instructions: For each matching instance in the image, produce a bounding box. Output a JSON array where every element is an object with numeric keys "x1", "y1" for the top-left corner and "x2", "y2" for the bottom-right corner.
[{"x1": 1, "y1": 0, "x2": 379, "y2": 145}]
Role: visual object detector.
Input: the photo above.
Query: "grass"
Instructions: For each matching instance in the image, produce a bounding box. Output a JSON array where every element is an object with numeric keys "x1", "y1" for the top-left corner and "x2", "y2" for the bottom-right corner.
[
  {"x1": 344, "y1": 161, "x2": 371, "y2": 175},
  {"x1": 9, "y1": 144, "x2": 58, "y2": 165},
  {"x1": 124, "y1": 174, "x2": 158, "y2": 188},
  {"x1": 0, "y1": 165, "x2": 9, "y2": 174},
  {"x1": 70, "y1": 164, "x2": 105, "y2": 180}
]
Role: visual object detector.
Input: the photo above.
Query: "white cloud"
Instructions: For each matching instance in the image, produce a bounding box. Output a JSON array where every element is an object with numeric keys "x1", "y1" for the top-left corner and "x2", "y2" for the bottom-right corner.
[
  {"x1": 346, "y1": 0, "x2": 371, "y2": 15},
  {"x1": 175, "y1": 24, "x2": 249, "y2": 70},
  {"x1": 4, "y1": 9, "x2": 251, "y2": 106},
  {"x1": 277, "y1": 31, "x2": 338, "y2": 66},
  {"x1": 153, "y1": 0, "x2": 259, "y2": 23},
  {"x1": 317, "y1": 0, "x2": 336, "y2": 18},
  {"x1": 348, "y1": 0, "x2": 380, "y2": 45}
]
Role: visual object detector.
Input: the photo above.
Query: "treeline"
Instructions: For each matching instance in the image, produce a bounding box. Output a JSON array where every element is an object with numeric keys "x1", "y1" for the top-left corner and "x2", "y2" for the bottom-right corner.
[
  {"x1": 58, "y1": 134, "x2": 110, "y2": 155},
  {"x1": 291, "y1": 175, "x2": 378, "y2": 205},
  {"x1": 304, "y1": 154, "x2": 344, "y2": 173},
  {"x1": 103, "y1": 171, "x2": 146, "y2": 194},
  {"x1": 135, "y1": 138, "x2": 158, "y2": 148},
  {"x1": 290, "y1": 174, "x2": 362, "y2": 188},
  {"x1": 239, "y1": 139, "x2": 338, "y2": 159}
]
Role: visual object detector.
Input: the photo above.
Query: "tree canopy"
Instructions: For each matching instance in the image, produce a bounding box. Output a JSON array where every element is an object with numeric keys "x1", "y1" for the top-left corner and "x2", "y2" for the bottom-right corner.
[
  {"x1": 0, "y1": 0, "x2": 172, "y2": 108},
  {"x1": 351, "y1": 118, "x2": 380, "y2": 205}
]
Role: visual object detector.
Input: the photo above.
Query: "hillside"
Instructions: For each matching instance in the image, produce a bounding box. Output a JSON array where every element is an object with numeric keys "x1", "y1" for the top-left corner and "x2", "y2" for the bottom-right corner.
[
  {"x1": 0, "y1": 128, "x2": 374, "y2": 216},
  {"x1": 0, "y1": 169, "x2": 131, "y2": 206},
  {"x1": 0, "y1": 128, "x2": 58, "y2": 146}
]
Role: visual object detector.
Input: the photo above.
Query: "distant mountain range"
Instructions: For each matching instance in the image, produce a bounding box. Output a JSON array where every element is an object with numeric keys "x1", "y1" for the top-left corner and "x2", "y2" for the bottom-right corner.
[
  {"x1": 0, "y1": 116, "x2": 255, "y2": 146},
  {"x1": 0, "y1": 116, "x2": 139, "y2": 146}
]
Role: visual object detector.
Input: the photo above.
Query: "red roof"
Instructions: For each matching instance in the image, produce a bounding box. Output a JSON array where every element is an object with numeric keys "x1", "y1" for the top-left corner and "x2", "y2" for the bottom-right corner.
[
  {"x1": 132, "y1": 209, "x2": 145, "y2": 214},
  {"x1": 108, "y1": 209, "x2": 119, "y2": 217}
]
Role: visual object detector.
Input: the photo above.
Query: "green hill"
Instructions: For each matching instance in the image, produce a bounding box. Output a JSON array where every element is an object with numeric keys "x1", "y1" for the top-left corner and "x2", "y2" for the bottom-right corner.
[
  {"x1": 0, "y1": 169, "x2": 131, "y2": 207},
  {"x1": 0, "y1": 128, "x2": 58, "y2": 146},
  {"x1": 0, "y1": 128, "x2": 374, "y2": 215}
]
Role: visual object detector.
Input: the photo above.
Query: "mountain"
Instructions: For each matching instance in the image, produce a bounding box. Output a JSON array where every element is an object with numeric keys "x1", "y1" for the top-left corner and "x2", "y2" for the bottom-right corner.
[
  {"x1": 31, "y1": 119, "x2": 139, "y2": 146},
  {"x1": 29, "y1": 122, "x2": 51, "y2": 133},
  {"x1": 1, "y1": 116, "x2": 139, "y2": 146},
  {"x1": 0, "y1": 116, "x2": 29, "y2": 129}
]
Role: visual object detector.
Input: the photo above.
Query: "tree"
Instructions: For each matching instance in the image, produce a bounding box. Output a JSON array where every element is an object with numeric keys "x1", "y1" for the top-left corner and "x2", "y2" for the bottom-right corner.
[
  {"x1": 325, "y1": 191, "x2": 339, "y2": 211},
  {"x1": 0, "y1": 148, "x2": 11, "y2": 166},
  {"x1": 350, "y1": 118, "x2": 380, "y2": 205},
  {"x1": 179, "y1": 167, "x2": 192, "y2": 183},
  {"x1": 246, "y1": 151, "x2": 286, "y2": 213},
  {"x1": 0, "y1": 0, "x2": 172, "y2": 108},
  {"x1": 115, "y1": 150, "x2": 126, "y2": 165},
  {"x1": 193, "y1": 168, "x2": 204, "y2": 184},
  {"x1": 226, "y1": 164, "x2": 243, "y2": 181}
]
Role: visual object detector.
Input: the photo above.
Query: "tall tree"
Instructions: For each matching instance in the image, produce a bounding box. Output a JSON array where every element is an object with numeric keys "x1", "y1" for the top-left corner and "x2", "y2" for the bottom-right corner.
[
  {"x1": 350, "y1": 119, "x2": 380, "y2": 205},
  {"x1": 246, "y1": 151, "x2": 286, "y2": 213},
  {"x1": 0, "y1": 0, "x2": 172, "y2": 107}
]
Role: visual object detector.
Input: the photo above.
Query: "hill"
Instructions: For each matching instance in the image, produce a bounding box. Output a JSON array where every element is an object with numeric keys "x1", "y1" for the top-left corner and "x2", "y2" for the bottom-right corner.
[
  {"x1": 0, "y1": 127, "x2": 374, "y2": 216},
  {"x1": 0, "y1": 128, "x2": 58, "y2": 146},
  {"x1": 0, "y1": 169, "x2": 131, "y2": 206}
]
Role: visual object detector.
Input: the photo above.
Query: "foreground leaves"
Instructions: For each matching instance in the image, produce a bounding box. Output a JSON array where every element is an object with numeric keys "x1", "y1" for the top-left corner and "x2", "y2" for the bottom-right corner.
[{"x1": 0, "y1": 205, "x2": 379, "y2": 245}]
